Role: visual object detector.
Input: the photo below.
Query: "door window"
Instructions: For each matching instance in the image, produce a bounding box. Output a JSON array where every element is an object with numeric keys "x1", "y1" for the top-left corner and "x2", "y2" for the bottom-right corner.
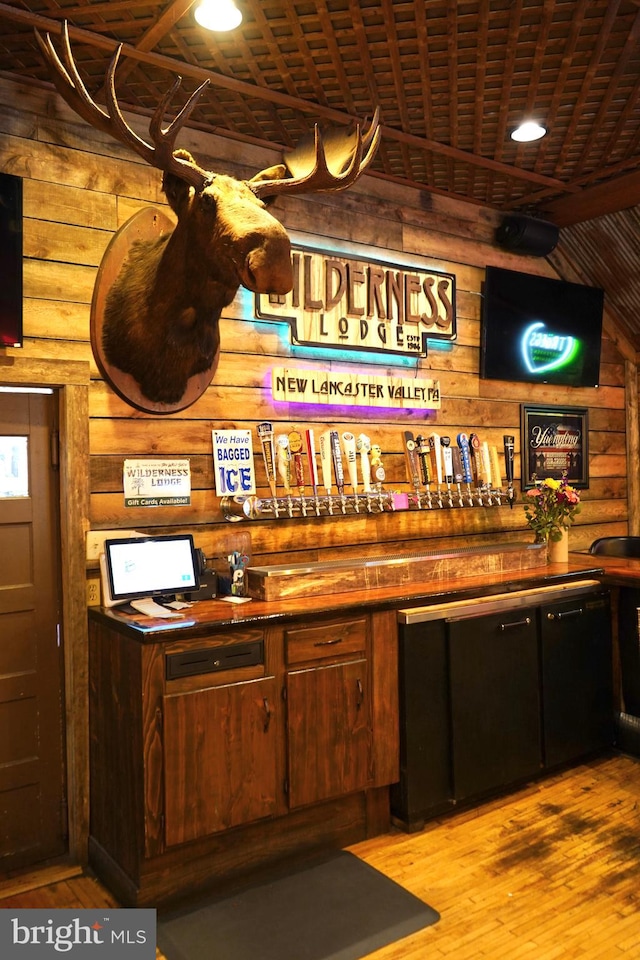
[{"x1": 0, "y1": 436, "x2": 28, "y2": 497}]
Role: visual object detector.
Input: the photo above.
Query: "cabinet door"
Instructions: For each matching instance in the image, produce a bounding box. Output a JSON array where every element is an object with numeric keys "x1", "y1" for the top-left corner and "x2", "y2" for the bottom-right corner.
[
  {"x1": 287, "y1": 659, "x2": 370, "y2": 808},
  {"x1": 391, "y1": 619, "x2": 452, "y2": 828},
  {"x1": 163, "y1": 676, "x2": 279, "y2": 846},
  {"x1": 448, "y1": 607, "x2": 541, "y2": 801},
  {"x1": 540, "y1": 589, "x2": 613, "y2": 767}
]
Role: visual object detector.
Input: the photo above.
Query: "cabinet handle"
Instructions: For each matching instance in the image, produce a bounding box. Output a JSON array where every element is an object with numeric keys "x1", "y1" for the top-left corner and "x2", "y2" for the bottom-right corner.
[
  {"x1": 262, "y1": 697, "x2": 272, "y2": 732},
  {"x1": 547, "y1": 608, "x2": 584, "y2": 621},
  {"x1": 313, "y1": 637, "x2": 343, "y2": 647},
  {"x1": 356, "y1": 678, "x2": 364, "y2": 708},
  {"x1": 500, "y1": 617, "x2": 531, "y2": 631}
]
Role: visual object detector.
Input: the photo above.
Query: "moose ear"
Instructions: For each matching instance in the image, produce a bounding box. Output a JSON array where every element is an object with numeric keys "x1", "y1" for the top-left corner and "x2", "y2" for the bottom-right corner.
[
  {"x1": 162, "y1": 148, "x2": 199, "y2": 217},
  {"x1": 248, "y1": 164, "x2": 288, "y2": 185}
]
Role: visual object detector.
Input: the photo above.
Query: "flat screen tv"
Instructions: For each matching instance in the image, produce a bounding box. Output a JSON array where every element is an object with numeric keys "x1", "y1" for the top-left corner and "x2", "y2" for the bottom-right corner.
[
  {"x1": 0, "y1": 172, "x2": 23, "y2": 348},
  {"x1": 102, "y1": 534, "x2": 199, "y2": 605},
  {"x1": 480, "y1": 266, "x2": 604, "y2": 387}
]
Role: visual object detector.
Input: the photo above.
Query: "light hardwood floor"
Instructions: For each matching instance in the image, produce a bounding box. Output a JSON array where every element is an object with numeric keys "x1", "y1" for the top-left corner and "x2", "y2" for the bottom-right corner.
[{"x1": 2, "y1": 754, "x2": 639, "y2": 959}]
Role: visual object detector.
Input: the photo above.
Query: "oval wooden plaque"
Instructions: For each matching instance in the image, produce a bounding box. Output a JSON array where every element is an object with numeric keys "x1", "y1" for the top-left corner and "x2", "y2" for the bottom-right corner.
[{"x1": 90, "y1": 207, "x2": 219, "y2": 415}]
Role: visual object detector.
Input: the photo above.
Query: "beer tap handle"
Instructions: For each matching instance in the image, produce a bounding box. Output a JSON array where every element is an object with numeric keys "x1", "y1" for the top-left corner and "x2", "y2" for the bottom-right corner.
[
  {"x1": 456, "y1": 433, "x2": 473, "y2": 483},
  {"x1": 440, "y1": 436, "x2": 454, "y2": 506},
  {"x1": 319, "y1": 430, "x2": 333, "y2": 496},
  {"x1": 452, "y1": 446, "x2": 465, "y2": 505},
  {"x1": 341, "y1": 431, "x2": 359, "y2": 493},
  {"x1": 428, "y1": 433, "x2": 443, "y2": 485},
  {"x1": 457, "y1": 433, "x2": 474, "y2": 505},
  {"x1": 276, "y1": 434, "x2": 292, "y2": 494},
  {"x1": 305, "y1": 428, "x2": 319, "y2": 497},
  {"x1": 370, "y1": 443, "x2": 386, "y2": 490},
  {"x1": 489, "y1": 445, "x2": 503, "y2": 504},
  {"x1": 480, "y1": 441, "x2": 493, "y2": 488},
  {"x1": 415, "y1": 435, "x2": 431, "y2": 487},
  {"x1": 440, "y1": 437, "x2": 453, "y2": 483},
  {"x1": 503, "y1": 434, "x2": 516, "y2": 508},
  {"x1": 288, "y1": 430, "x2": 306, "y2": 496},
  {"x1": 469, "y1": 433, "x2": 482, "y2": 485},
  {"x1": 357, "y1": 434, "x2": 372, "y2": 493},
  {"x1": 257, "y1": 421, "x2": 278, "y2": 499},
  {"x1": 403, "y1": 431, "x2": 421, "y2": 490},
  {"x1": 330, "y1": 430, "x2": 345, "y2": 496},
  {"x1": 490, "y1": 445, "x2": 502, "y2": 488}
]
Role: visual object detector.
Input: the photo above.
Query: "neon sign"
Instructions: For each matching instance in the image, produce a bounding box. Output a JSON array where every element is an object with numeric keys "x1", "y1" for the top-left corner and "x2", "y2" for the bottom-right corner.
[
  {"x1": 521, "y1": 321, "x2": 580, "y2": 375},
  {"x1": 256, "y1": 244, "x2": 456, "y2": 358},
  {"x1": 271, "y1": 367, "x2": 441, "y2": 411}
]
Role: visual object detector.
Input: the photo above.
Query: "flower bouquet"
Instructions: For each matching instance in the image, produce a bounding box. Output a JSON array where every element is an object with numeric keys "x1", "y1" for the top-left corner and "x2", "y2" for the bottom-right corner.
[{"x1": 523, "y1": 475, "x2": 581, "y2": 543}]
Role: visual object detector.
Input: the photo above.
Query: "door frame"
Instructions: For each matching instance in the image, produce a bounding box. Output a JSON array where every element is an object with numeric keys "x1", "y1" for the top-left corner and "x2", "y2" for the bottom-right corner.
[{"x1": 0, "y1": 355, "x2": 90, "y2": 864}]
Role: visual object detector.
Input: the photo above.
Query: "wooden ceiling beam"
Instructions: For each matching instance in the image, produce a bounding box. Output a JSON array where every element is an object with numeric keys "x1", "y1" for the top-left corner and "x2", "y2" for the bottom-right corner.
[
  {"x1": 101, "y1": 0, "x2": 198, "y2": 87},
  {"x1": 541, "y1": 168, "x2": 640, "y2": 226}
]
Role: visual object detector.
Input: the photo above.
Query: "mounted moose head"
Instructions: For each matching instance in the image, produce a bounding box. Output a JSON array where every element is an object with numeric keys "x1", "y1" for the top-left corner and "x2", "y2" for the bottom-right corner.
[{"x1": 36, "y1": 24, "x2": 380, "y2": 411}]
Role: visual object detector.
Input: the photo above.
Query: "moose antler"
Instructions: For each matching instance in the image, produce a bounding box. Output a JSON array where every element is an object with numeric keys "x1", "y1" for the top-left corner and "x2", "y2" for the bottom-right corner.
[
  {"x1": 249, "y1": 107, "x2": 381, "y2": 199},
  {"x1": 34, "y1": 21, "x2": 211, "y2": 191}
]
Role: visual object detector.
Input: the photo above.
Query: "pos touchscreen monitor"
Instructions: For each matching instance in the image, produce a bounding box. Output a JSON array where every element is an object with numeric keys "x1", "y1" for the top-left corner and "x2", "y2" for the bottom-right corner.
[{"x1": 102, "y1": 534, "x2": 199, "y2": 605}]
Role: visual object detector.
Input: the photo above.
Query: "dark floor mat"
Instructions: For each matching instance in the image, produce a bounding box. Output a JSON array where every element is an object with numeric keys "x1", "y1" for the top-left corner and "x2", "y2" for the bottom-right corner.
[{"x1": 157, "y1": 850, "x2": 440, "y2": 960}]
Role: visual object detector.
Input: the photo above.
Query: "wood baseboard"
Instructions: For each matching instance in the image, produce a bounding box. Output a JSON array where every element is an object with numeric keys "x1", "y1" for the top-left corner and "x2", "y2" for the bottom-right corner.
[{"x1": 0, "y1": 861, "x2": 83, "y2": 900}]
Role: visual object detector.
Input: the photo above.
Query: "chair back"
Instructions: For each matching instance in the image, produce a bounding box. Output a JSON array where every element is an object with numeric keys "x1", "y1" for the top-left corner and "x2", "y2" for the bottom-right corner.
[{"x1": 589, "y1": 536, "x2": 640, "y2": 558}]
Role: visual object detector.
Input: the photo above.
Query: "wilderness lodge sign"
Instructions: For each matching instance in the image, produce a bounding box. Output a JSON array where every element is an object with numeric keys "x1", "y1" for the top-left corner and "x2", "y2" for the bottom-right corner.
[{"x1": 255, "y1": 246, "x2": 456, "y2": 357}]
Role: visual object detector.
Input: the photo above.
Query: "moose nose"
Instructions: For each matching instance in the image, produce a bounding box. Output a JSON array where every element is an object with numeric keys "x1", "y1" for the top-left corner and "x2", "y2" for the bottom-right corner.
[{"x1": 243, "y1": 235, "x2": 293, "y2": 294}]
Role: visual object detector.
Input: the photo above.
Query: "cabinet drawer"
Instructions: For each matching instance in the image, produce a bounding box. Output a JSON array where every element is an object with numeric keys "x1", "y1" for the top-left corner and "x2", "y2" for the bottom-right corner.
[{"x1": 285, "y1": 618, "x2": 367, "y2": 664}]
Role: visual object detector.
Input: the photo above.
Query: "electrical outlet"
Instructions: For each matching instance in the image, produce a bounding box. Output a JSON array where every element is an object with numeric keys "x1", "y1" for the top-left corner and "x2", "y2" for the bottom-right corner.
[{"x1": 86, "y1": 578, "x2": 101, "y2": 606}]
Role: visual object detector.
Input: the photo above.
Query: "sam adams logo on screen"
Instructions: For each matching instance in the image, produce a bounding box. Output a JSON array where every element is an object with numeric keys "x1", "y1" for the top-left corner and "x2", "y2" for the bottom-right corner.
[{"x1": 1, "y1": 909, "x2": 156, "y2": 957}]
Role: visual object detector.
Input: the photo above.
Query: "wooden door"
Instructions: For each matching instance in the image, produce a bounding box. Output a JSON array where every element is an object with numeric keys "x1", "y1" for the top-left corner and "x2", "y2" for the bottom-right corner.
[
  {"x1": 287, "y1": 659, "x2": 370, "y2": 809},
  {"x1": 162, "y1": 676, "x2": 280, "y2": 846},
  {"x1": 0, "y1": 391, "x2": 66, "y2": 871}
]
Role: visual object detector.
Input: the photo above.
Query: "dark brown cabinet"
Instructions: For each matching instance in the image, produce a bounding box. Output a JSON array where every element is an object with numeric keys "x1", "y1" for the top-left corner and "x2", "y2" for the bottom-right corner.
[
  {"x1": 88, "y1": 606, "x2": 398, "y2": 905},
  {"x1": 163, "y1": 676, "x2": 281, "y2": 845},
  {"x1": 285, "y1": 617, "x2": 371, "y2": 808}
]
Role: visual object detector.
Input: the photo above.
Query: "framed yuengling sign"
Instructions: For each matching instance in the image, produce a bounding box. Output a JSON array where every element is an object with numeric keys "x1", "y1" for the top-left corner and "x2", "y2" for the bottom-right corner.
[{"x1": 520, "y1": 404, "x2": 589, "y2": 489}]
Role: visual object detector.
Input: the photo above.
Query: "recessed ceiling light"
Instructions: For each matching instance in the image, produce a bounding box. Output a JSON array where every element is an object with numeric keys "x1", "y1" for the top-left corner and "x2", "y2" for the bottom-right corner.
[
  {"x1": 511, "y1": 121, "x2": 547, "y2": 143},
  {"x1": 194, "y1": 0, "x2": 243, "y2": 32}
]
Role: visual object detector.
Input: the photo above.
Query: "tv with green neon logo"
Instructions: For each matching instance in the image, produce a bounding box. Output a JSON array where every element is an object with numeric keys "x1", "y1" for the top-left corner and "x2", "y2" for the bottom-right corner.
[{"x1": 480, "y1": 266, "x2": 604, "y2": 388}]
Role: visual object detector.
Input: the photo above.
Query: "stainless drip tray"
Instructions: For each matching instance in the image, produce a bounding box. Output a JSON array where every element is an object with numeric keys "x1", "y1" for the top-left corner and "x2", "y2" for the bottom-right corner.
[{"x1": 397, "y1": 579, "x2": 601, "y2": 624}]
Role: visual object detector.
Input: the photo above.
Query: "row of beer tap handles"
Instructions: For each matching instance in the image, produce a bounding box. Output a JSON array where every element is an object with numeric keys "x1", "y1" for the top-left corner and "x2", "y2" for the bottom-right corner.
[
  {"x1": 403, "y1": 431, "x2": 516, "y2": 508},
  {"x1": 256, "y1": 422, "x2": 516, "y2": 511}
]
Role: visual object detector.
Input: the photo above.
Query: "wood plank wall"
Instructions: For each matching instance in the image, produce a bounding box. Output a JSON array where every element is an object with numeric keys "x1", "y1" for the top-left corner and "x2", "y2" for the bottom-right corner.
[{"x1": 0, "y1": 76, "x2": 629, "y2": 576}]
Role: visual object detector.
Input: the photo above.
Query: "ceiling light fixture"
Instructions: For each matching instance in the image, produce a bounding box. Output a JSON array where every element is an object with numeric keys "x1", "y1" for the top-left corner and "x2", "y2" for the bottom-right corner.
[
  {"x1": 511, "y1": 121, "x2": 547, "y2": 143},
  {"x1": 194, "y1": 0, "x2": 243, "y2": 32}
]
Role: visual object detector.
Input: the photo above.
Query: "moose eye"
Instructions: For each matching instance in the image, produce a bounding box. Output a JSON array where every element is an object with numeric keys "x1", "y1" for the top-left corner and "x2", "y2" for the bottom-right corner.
[{"x1": 200, "y1": 190, "x2": 218, "y2": 215}]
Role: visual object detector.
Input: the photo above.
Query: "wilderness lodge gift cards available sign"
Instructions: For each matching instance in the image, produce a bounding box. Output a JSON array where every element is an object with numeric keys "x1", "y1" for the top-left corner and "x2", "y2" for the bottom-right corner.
[{"x1": 255, "y1": 245, "x2": 456, "y2": 357}]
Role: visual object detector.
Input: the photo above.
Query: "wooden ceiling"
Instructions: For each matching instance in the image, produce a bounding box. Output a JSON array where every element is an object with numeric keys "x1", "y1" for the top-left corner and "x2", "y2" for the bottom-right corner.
[
  {"x1": 1, "y1": 0, "x2": 640, "y2": 351},
  {"x1": 2, "y1": 0, "x2": 639, "y2": 224}
]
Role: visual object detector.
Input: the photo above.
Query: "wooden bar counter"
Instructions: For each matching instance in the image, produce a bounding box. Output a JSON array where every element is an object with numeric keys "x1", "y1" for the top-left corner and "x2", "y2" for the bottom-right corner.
[{"x1": 87, "y1": 553, "x2": 606, "y2": 907}]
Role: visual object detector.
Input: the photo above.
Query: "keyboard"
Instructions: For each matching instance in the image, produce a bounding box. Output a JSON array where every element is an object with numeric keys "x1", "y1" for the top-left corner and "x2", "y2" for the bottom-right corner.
[{"x1": 129, "y1": 598, "x2": 185, "y2": 619}]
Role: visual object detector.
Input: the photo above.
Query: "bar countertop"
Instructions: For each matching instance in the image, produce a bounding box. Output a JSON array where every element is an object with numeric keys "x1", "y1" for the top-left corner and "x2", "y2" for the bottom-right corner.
[
  {"x1": 88, "y1": 554, "x2": 606, "y2": 642},
  {"x1": 582, "y1": 552, "x2": 640, "y2": 588}
]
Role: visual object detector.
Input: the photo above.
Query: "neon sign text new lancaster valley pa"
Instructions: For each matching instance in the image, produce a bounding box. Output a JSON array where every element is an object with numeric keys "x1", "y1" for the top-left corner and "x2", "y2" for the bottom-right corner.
[{"x1": 255, "y1": 245, "x2": 456, "y2": 358}]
